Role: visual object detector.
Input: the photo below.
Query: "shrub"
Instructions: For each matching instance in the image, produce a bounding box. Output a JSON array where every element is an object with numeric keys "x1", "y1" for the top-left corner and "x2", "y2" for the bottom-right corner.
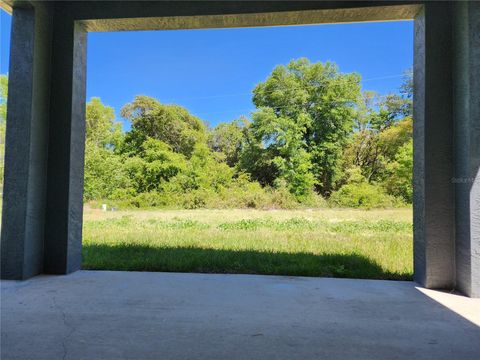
[
  {"x1": 110, "y1": 187, "x2": 137, "y2": 201},
  {"x1": 85, "y1": 171, "x2": 329, "y2": 211},
  {"x1": 181, "y1": 189, "x2": 212, "y2": 209},
  {"x1": 297, "y1": 192, "x2": 328, "y2": 208},
  {"x1": 384, "y1": 140, "x2": 413, "y2": 203},
  {"x1": 83, "y1": 145, "x2": 131, "y2": 201},
  {"x1": 329, "y1": 182, "x2": 403, "y2": 209}
]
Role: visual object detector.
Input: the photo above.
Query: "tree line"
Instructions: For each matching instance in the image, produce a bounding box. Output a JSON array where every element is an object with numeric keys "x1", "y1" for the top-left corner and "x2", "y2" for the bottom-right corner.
[{"x1": 0, "y1": 59, "x2": 413, "y2": 209}]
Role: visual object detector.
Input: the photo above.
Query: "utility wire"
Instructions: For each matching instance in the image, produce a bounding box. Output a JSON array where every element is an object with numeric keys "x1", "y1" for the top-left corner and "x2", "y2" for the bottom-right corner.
[{"x1": 159, "y1": 73, "x2": 406, "y2": 103}]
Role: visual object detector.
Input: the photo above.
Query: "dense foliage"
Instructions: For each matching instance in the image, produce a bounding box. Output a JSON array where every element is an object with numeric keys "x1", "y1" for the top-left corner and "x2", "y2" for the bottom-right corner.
[
  {"x1": 0, "y1": 60, "x2": 413, "y2": 209},
  {"x1": 247, "y1": 59, "x2": 361, "y2": 197}
]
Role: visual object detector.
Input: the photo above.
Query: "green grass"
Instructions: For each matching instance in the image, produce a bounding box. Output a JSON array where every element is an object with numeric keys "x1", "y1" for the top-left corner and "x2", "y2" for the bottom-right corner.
[{"x1": 82, "y1": 208, "x2": 413, "y2": 280}]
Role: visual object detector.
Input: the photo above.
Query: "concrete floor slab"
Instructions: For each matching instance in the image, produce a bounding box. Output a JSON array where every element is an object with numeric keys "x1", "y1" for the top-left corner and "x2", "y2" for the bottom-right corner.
[{"x1": 1, "y1": 271, "x2": 479, "y2": 360}]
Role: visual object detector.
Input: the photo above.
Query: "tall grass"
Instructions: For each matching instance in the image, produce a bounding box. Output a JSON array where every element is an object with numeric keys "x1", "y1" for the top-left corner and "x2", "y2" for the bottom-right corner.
[{"x1": 82, "y1": 208, "x2": 413, "y2": 280}]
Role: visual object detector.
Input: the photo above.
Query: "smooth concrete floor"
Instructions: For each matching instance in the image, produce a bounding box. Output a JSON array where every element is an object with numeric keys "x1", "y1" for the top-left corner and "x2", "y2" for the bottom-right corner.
[{"x1": 1, "y1": 271, "x2": 479, "y2": 360}]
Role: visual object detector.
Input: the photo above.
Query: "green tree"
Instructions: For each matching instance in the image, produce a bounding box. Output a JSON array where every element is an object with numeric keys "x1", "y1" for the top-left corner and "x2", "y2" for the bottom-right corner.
[
  {"x1": 238, "y1": 128, "x2": 280, "y2": 188},
  {"x1": 84, "y1": 145, "x2": 131, "y2": 201},
  {"x1": 241, "y1": 106, "x2": 315, "y2": 199},
  {"x1": 400, "y1": 68, "x2": 413, "y2": 99},
  {"x1": 124, "y1": 138, "x2": 187, "y2": 193},
  {"x1": 385, "y1": 139, "x2": 413, "y2": 202},
  {"x1": 343, "y1": 117, "x2": 412, "y2": 183},
  {"x1": 340, "y1": 71, "x2": 413, "y2": 202},
  {"x1": 208, "y1": 117, "x2": 248, "y2": 166},
  {"x1": 84, "y1": 97, "x2": 127, "y2": 200},
  {"x1": 86, "y1": 97, "x2": 123, "y2": 148},
  {"x1": 353, "y1": 91, "x2": 379, "y2": 131},
  {"x1": 246, "y1": 58, "x2": 361, "y2": 196},
  {"x1": 176, "y1": 142, "x2": 235, "y2": 192},
  {"x1": 121, "y1": 96, "x2": 207, "y2": 157},
  {"x1": 374, "y1": 69, "x2": 413, "y2": 129}
]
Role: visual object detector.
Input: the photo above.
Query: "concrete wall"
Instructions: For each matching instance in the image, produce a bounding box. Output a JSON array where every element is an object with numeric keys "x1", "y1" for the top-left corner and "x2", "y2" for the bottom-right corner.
[
  {"x1": 453, "y1": 1, "x2": 480, "y2": 298},
  {"x1": 0, "y1": 0, "x2": 478, "y2": 297},
  {"x1": 0, "y1": 2, "x2": 86, "y2": 277},
  {"x1": 413, "y1": 3, "x2": 455, "y2": 290},
  {"x1": 0, "y1": 2, "x2": 53, "y2": 279},
  {"x1": 43, "y1": 8, "x2": 86, "y2": 274}
]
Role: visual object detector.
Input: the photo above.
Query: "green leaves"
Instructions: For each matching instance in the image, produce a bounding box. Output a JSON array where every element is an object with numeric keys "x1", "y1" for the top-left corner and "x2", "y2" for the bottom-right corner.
[
  {"x1": 0, "y1": 74, "x2": 7, "y2": 123},
  {"x1": 121, "y1": 96, "x2": 206, "y2": 157},
  {"x1": 208, "y1": 117, "x2": 248, "y2": 167},
  {"x1": 245, "y1": 59, "x2": 361, "y2": 197},
  {"x1": 84, "y1": 143, "x2": 131, "y2": 201},
  {"x1": 384, "y1": 139, "x2": 413, "y2": 202},
  {"x1": 79, "y1": 60, "x2": 413, "y2": 209},
  {"x1": 86, "y1": 97, "x2": 122, "y2": 148}
]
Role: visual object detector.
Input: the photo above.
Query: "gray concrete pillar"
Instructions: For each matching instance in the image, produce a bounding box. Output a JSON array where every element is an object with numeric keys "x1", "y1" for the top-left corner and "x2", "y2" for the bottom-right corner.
[
  {"x1": 0, "y1": 3, "x2": 53, "y2": 279},
  {"x1": 413, "y1": 3, "x2": 455, "y2": 290},
  {"x1": 453, "y1": 1, "x2": 480, "y2": 298},
  {"x1": 43, "y1": 11, "x2": 87, "y2": 274}
]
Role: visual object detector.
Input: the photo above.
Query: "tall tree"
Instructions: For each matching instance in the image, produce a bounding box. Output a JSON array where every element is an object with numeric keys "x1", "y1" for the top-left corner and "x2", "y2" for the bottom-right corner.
[
  {"x1": 84, "y1": 97, "x2": 127, "y2": 200},
  {"x1": 342, "y1": 72, "x2": 413, "y2": 186},
  {"x1": 385, "y1": 139, "x2": 413, "y2": 202},
  {"x1": 241, "y1": 107, "x2": 315, "y2": 198},
  {"x1": 121, "y1": 95, "x2": 207, "y2": 157},
  {"x1": 375, "y1": 69, "x2": 413, "y2": 129},
  {"x1": 123, "y1": 138, "x2": 187, "y2": 194},
  {"x1": 245, "y1": 58, "x2": 361, "y2": 196},
  {"x1": 86, "y1": 97, "x2": 123, "y2": 148},
  {"x1": 208, "y1": 117, "x2": 248, "y2": 167},
  {"x1": 343, "y1": 117, "x2": 412, "y2": 183}
]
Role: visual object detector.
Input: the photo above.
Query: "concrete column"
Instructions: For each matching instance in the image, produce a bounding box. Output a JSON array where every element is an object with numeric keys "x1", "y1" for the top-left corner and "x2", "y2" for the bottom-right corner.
[
  {"x1": 413, "y1": 3, "x2": 455, "y2": 290},
  {"x1": 43, "y1": 10, "x2": 87, "y2": 274},
  {"x1": 453, "y1": 1, "x2": 480, "y2": 298},
  {"x1": 0, "y1": 4, "x2": 52, "y2": 279}
]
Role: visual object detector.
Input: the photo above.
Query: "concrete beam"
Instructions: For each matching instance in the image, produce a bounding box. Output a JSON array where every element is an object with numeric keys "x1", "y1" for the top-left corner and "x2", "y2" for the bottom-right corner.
[
  {"x1": 57, "y1": 1, "x2": 422, "y2": 23},
  {"x1": 79, "y1": 5, "x2": 421, "y2": 32}
]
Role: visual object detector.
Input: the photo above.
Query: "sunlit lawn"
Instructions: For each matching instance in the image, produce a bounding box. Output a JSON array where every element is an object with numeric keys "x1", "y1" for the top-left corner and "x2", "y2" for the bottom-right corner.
[{"x1": 82, "y1": 207, "x2": 413, "y2": 280}]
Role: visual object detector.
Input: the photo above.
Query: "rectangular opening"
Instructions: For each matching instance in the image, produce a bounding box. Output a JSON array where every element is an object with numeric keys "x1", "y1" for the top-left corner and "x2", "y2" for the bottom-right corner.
[{"x1": 81, "y1": 19, "x2": 414, "y2": 280}]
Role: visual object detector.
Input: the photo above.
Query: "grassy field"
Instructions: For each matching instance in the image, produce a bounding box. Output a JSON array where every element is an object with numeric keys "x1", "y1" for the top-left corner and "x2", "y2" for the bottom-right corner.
[{"x1": 82, "y1": 207, "x2": 413, "y2": 280}]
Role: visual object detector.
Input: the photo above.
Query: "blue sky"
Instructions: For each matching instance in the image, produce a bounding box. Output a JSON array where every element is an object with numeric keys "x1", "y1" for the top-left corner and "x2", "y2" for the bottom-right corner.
[{"x1": 1, "y1": 10, "x2": 413, "y2": 129}]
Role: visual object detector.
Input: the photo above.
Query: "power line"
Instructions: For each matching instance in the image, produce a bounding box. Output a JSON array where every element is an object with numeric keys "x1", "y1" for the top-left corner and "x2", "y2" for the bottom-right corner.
[
  {"x1": 192, "y1": 98, "x2": 361, "y2": 119},
  {"x1": 362, "y1": 74, "x2": 404, "y2": 82},
  {"x1": 158, "y1": 73, "x2": 406, "y2": 103}
]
